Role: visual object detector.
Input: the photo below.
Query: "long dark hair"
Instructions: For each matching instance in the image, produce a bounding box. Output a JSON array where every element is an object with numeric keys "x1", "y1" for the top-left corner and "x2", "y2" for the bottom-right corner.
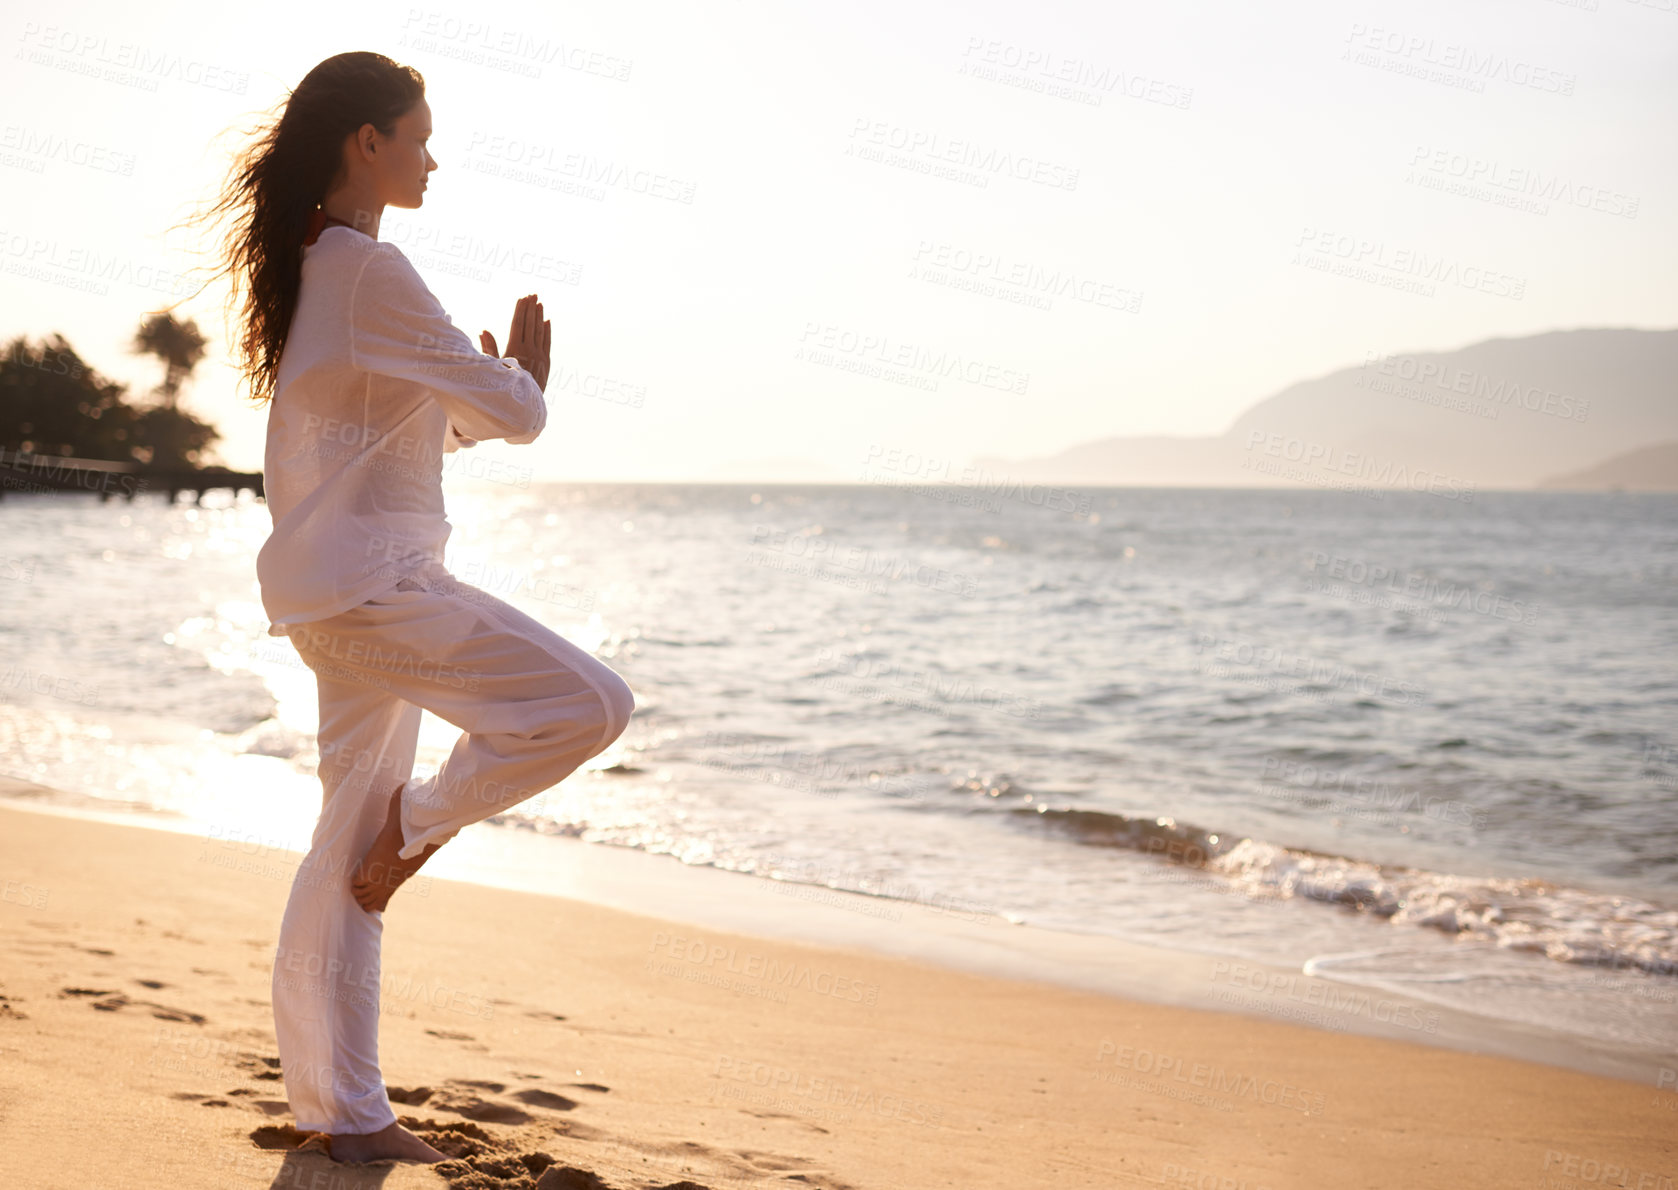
[{"x1": 166, "y1": 52, "x2": 425, "y2": 408}]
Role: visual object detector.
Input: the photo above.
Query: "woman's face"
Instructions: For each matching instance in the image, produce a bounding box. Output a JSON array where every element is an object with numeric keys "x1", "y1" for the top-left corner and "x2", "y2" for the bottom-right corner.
[{"x1": 376, "y1": 96, "x2": 437, "y2": 209}]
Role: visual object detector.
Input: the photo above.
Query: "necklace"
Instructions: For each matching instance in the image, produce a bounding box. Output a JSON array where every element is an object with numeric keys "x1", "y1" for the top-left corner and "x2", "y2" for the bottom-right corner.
[{"x1": 303, "y1": 206, "x2": 363, "y2": 247}]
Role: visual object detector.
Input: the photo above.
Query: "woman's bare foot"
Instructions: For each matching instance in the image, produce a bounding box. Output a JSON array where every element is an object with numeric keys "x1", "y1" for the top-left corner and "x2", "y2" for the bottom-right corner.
[
  {"x1": 351, "y1": 783, "x2": 443, "y2": 914},
  {"x1": 328, "y1": 1120, "x2": 446, "y2": 1164}
]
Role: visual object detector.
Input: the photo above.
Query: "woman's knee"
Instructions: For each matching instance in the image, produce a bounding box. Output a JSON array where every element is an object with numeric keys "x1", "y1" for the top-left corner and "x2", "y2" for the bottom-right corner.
[
  {"x1": 594, "y1": 668, "x2": 635, "y2": 747},
  {"x1": 604, "y1": 670, "x2": 636, "y2": 738}
]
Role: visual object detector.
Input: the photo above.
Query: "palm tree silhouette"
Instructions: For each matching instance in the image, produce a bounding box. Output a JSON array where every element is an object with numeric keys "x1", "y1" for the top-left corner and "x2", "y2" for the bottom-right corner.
[{"x1": 131, "y1": 312, "x2": 208, "y2": 411}]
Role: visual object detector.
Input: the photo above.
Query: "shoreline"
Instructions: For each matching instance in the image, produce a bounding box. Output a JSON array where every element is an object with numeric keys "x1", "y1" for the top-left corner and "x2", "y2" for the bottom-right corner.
[
  {"x1": 1, "y1": 788, "x2": 1670, "y2": 1088},
  {"x1": 2, "y1": 800, "x2": 1675, "y2": 1189}
]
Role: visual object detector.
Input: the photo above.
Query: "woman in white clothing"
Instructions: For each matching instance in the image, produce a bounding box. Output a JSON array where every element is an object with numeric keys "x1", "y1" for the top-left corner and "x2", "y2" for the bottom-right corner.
[{"x1": 180, "y1": 52, "x2": 635, "y2": 1164}]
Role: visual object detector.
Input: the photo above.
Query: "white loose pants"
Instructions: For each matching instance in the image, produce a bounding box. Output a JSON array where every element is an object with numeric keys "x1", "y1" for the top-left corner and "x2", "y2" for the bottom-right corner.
[{"x1": 269, "y1": 567, "x2": 634, "y2": 1134}]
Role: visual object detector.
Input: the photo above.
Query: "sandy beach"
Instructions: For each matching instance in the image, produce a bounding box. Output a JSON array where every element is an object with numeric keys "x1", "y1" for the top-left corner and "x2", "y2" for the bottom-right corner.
[{"x1": 0, "y1": 799, "x2": 1673, "y2": 1190}]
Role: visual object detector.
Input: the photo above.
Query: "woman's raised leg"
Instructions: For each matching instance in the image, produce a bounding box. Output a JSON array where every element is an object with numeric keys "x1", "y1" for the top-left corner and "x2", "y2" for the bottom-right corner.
[{"x1": 286, "y1": 575, "x2": 635, "y2": 907}]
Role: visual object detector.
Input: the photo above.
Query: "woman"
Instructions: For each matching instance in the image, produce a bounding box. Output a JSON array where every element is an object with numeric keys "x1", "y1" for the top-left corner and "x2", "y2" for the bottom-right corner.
[{"x1": 182, "y1": 52, "x2": 635, "y2": 1164}]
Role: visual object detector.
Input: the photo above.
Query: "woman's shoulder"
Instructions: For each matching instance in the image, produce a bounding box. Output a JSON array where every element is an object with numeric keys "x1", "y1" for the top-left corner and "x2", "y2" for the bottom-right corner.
[
  {"x1": 308, "y1": 231, "x2": 427, "y2": 294},
  {"x1": 308, "y1": 226, "x2": 407, "y2": 270},
  {"x1": 331, "y1": 235, "x2": 449, "y2": 327}
]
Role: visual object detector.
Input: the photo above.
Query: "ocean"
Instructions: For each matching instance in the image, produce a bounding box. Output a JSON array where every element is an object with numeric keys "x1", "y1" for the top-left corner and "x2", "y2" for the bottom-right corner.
[{"x1": 1, "y1": 479, "x2": 1675, "y2": 1058}]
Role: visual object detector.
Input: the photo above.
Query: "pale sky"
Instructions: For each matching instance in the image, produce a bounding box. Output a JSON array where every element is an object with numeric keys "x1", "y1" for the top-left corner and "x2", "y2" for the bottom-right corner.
[{"x1": 2, "y1": 0, "x2": 1674, "y2": 482}]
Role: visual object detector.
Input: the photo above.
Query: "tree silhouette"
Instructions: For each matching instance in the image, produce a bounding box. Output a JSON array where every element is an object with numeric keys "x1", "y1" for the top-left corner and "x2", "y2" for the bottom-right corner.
[
  {"x1": 131, "y1": 311, "x2": 209, "y2": 411},
  {"x1": 2, "y1": 329, "x2": 219, "y2": 469}
]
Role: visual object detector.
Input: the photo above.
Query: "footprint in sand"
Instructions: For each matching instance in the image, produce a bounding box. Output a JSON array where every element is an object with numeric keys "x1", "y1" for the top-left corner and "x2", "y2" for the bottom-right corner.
[
  {"x1": 393, "y1": 1078, "x2": 582, "y2": 1125},
  {"x1": 392, "y1": 1116, "x2": 498, "y2": 1160},
  {"x1": 512, "y1": 1088, "x2": 577, "y2": 1111},
  {"x1": 245, "y1": 1082, "x2": 630, "y2": 1188},
  {"x1": 61, "y1": 987, "x2": 206, "y2": 1023},
  {"x1": 426, "y1": 1082, "x2": 534, "y2": 1125},
  {"x1": 182, "y1": 1086, "x2": 296, "y2": 1117},
  {"x1": 248, "y1": 1123, "x2": 327, "y2": 1154},
  {"x1": 250, "y1": 1117, "x2": 503, "y2": 1167},
  {"x1": 171, "y1": 1091, "x2": 233, "y2": 1108},
  {"x1": 383, "y1": 1114, "x2": 723, "y2": 1190},
  {"x1": 431, "y1": 1147, "x2": 623, "y2": 1190},
  {"x1": 740, "y1": 1108, "x2": 829, "y2": 1135},
  {"x1": 529, "y1": 1168, "x2": 611, "y2": 1190},
  {"x1": 236, "y1": 1052, "x2": 284, "y2": 1080},
  {"x1": 437, "y1": 1150, "x2": 559, "y2": 1184}
]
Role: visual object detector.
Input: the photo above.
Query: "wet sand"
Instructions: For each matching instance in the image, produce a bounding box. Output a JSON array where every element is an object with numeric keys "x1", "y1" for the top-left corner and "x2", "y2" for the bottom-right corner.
[{"x1": 0, "y1": 801, "x2": 1672, "y2": 1190}]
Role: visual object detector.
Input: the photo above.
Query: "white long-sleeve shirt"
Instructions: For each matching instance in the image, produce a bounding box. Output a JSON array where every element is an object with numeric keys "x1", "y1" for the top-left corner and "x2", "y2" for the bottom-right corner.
[{"x1": 256, "y1": 225, "x2": 546, "y2": 637}]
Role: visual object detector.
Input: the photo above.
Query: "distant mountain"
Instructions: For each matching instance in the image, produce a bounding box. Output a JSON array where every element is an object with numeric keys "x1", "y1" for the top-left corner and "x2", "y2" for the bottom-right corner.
[
  {"x1": 973, "y1": 328, "x2": 1678, "y2": 491},
  {"x1": 1537, "y1": 440, "x2": 1678, "y2": 491}
]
